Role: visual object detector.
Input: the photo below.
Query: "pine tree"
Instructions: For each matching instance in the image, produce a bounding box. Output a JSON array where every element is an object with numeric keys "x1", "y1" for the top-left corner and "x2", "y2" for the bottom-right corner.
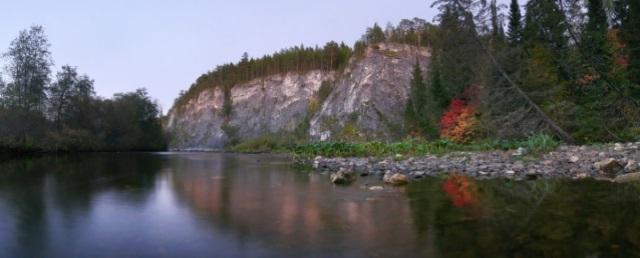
[
  {"x1": 623, "y1": 0, "x2": 640, "y2": 86},
  {"x1": 490, "y1": 0, "x2": 504, "y2": 41},
  {"x1": 365, "y1": 23, "x2": 386, "y2": 45},
  {"x1": 523, "y1": 0, "x2": 568, "y2": 52},
  {"x1": 405, "y1": 60, "x2": 436, "y2": 137},
  {"x1": 429, "y1": 61, "x2": 449, "y2": 110},
  {"x1": 433, "y1": 4, "x2": 481, "y2": 99},
  {"x1": 507, "y1": 0, "x2": 523, "y2": 45},
  {"x1": 582, "y1": 0, "x2": 611, "y2": 77},
  {"x1": 0, "y1": 76, "x2": 4, "y2": 107},
  {"x1": 522, "y1": 0, "x2": 571, "y2": 87}
]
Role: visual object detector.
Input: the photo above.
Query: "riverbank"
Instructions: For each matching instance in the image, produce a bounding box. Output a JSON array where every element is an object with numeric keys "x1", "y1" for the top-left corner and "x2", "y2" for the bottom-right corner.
[{"x1": 304, "y1": 142, "x2": 640, "y2": 183}]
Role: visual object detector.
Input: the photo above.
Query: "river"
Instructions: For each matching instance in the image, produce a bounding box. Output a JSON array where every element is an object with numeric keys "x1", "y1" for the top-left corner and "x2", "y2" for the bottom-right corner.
[{"x1": 0, "y1": 153, "x2": 638, "y2": 257}]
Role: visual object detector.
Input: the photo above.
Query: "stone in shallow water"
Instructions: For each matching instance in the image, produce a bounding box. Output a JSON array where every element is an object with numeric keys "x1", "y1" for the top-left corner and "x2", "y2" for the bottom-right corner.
[
  {"x1": 614, "y1": 172, "x2": 640, "y2": 183},
  {"x1": 330, "y1": 168, "x2": 355, "y2": 185},
  {"x1": 594, "y1": 158, "x2": 624, "y2": 177},
  {"x1": 383, "y1": 172, "x2": 408, "y2": 186},
  {"x1": 525, "y1": 170, "x2": 540, "y2": 180},
  {"x1": 368, "y1": 186, "x2": 384, "y2": 191}
]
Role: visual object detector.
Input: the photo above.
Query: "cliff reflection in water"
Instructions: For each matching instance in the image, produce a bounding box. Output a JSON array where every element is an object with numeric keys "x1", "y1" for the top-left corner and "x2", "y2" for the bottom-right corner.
[
  {"x1": 169, "y1": 153, "x2": 425, "y2": 257},
  {"x1": 1, "y1": 153, "x2": 639, "y2": 257}
]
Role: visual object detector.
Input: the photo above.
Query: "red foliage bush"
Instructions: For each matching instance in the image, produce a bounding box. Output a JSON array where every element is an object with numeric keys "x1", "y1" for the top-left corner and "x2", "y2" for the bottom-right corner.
[{"x1": 439, "y1": 99, "x2": 478, "y2": 143}]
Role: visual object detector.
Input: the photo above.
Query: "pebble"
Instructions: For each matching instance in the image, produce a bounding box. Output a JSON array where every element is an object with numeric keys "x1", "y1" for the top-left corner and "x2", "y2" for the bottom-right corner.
[{"x1": 308, "y1": 142, "x2": 640, "y2": 182}]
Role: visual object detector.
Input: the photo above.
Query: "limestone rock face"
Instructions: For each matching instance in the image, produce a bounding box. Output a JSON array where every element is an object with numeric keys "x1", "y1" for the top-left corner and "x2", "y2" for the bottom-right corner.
[
  {"x1": 166, "y1": 88, "x2": 227, "y2": 150},
  {"x1": 310, "y1": 44, "x2": 430, "y2": 141},
  {"x1": 166, "y1": 43, "x2": 430, "y2": 149},
  {"x1": 166, "y1": 72, "x2": 333, "y2": 150},
  {"x1": 229, "y1": 70, "x2": 335, "y2": 141}
]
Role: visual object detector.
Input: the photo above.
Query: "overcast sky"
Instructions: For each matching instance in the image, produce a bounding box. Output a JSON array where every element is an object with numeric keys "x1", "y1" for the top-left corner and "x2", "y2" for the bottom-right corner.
[{"x1": 0, "y1": 0, "x2": 456, "y2": 112}]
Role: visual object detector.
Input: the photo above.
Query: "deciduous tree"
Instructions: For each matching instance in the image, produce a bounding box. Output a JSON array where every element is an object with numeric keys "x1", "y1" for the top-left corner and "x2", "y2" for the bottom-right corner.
[{"x1": 1, "y1": 25, "x2": 53, "y2": 112}]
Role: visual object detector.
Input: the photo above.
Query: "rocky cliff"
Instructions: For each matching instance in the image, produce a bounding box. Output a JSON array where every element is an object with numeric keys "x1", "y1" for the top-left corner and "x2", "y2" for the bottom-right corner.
[{"x1": 166, "y1": 43, "x2": 430, "y2": 150}]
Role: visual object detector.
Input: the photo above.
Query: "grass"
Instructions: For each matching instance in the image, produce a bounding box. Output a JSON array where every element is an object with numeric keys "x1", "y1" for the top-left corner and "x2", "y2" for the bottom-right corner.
[
  {"x1": 229, "y1": 134, "x2": 300, "y2": 153},
  {"x1": 230, "y1": 134, "x2": 561, "y2": 158}
]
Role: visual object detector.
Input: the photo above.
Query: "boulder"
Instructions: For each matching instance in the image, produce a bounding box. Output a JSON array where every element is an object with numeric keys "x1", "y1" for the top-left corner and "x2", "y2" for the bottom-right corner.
[
  {"x1": 625, "y1": 160, "x2": 638, "y2": 173},
  {"x1": 525, "y1": 170, "x2": 540, "y2": 180},
  {"x1": 569, "y1": 156, "x2": 580, "y2": 163},
  {"x1": 330, "y1": 168, "x2": 355, "y2": 185},
  {"x1": 614, "y1": 143, "x2": 624, "y2": 151},
  {"x1": 594, "y1": 158, "x2": 624, "y2": 176},
  {"x1": 573, "y1": 172, "x2": 588, "y2": 179},
  {"x1": 512, "y1": 147, "x2": 527, "y2": 157},
  {"x1": 383, "y1": 172, "x2": 408, "y2": 186},
  {"x1": 413, "y1": 171, "x2": 426, "y2": 179},
  {"x1": 614, "y1": 172, "x2": 640, "y2": 183}
]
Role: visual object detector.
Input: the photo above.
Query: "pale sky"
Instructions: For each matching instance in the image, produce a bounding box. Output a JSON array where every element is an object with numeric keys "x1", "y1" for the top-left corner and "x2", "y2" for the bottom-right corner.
[{"x1": 0, "y1": 0, "x2": 461, "y2": 112}]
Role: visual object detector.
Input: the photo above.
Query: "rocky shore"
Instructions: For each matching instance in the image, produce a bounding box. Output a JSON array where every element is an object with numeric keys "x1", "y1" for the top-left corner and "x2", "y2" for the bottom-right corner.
[{"x1": 308, "y1": 142, "x2": 640, "y2": 185}]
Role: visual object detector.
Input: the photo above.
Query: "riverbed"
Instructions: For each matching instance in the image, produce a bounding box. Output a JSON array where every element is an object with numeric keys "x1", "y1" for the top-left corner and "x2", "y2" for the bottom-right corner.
[{"x1": 0, "y1": 153, "x2": 638, "y2": 257}]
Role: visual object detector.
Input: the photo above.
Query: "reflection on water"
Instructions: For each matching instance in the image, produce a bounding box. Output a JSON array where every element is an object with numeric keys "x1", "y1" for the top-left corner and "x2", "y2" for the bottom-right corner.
[
  {"x1": 169, "y1": 154, "x2": 421, "y2": 257},
  {"x1": 0, "y1": 153, "x2": 639, "y2": 257},
  {"x1": 407, "y1": 176, "x2": 640, "y2": 257}
]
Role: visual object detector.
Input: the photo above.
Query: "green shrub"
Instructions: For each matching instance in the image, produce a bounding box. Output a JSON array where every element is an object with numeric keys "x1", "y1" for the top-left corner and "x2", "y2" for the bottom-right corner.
[
  {"x1": 291, "y1": 134, "x2": 560, "y2": 158},
  {"x1": 523, "y1": 134, "x2": 560, "y2": 154},
  {"x1": 221, "y1": 124, "x2": 240, "y2": 146},
  {"x1": 230, "y1": 134, "x2": 296, "y2": 153}
]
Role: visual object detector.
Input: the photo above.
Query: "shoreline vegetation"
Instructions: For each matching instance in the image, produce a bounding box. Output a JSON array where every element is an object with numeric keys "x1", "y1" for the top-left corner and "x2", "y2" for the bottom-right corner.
[
  {"x1": 225, "y1": 134, "x2": 560, "y2": 157},
  {"x1": 220, "y1": 134, "x2": 640, "y2": 183},
  {"x1": 0, "y1": 26, "x2": 167, "y2": 153},
  {"x1": 4, "y1": 0, "x2": 640, "y2": 158},
  {"x1": 169, "y1": 0, "x2": 640, "y2": 151}
]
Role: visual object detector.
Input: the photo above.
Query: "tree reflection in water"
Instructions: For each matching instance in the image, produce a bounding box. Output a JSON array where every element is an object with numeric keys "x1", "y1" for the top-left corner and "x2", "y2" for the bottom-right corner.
[
  {"x1": 0, "y1": 153, "x2": 639, "y2": 257},
  {"x1": 408, "y1": 176, "x2": 640, "y2": 257},
  {"x1": 0, "y1": 153, "x2": 165, "y2": 258}
]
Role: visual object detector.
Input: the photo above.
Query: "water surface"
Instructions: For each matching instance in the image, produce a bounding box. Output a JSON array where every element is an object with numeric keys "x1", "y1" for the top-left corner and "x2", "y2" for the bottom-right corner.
[{"x1": 0, "y1": 153, "x2": 638, "y2": 257}]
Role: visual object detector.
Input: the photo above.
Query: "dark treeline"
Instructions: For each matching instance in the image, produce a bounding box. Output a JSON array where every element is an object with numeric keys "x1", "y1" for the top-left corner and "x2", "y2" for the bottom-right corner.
[
  {"x1": 0, "y1": 26, "x2": 166, "y2": 152},
  {"x1": 357, "y1": 18, "x2": 436, "y2": 51},
  {"x1": 174, "y1": 43, "x2": 353, "y2": 109},
  {"x1": 404, "y1": 0, "x2": 640, "y2": 143}
]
